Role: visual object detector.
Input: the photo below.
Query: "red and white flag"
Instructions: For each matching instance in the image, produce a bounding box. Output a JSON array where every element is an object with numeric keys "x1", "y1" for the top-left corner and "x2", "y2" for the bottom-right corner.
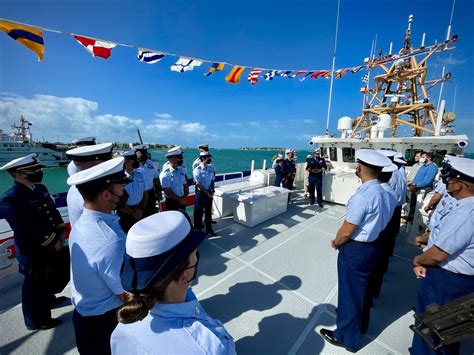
[
  {"x1": 247, "y1": 68, "x2": 262, "y2": 85},
  {"x1": 73, "y1": 35, "x2": 117, "y2": 59}
]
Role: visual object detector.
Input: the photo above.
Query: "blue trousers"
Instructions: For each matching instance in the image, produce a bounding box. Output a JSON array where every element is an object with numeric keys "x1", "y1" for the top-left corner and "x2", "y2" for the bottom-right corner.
[
  {"x1": 21, "y1": 265, "x2": 54, "y2": 328},
  {"x1": 193, "y1": 189, "x2": 213, "y2": 232},
  {"x1": 73, "y1": 308, "x2": 118, "y2": 355},
  {"x1": 308, "y1": 175, "x2": 323, "y2": 205},
  {"x1": 411, "y1": 267, "x2": 474, "y2": 355},
  {"x1": 334, "y1": 240, "x2": 378, "y2": 350}
]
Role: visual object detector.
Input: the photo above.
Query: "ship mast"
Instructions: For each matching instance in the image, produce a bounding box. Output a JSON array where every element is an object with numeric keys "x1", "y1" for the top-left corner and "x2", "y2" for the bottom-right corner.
[
  {"x1": 350, "y1": 15, "x2": 457, "y2": 138},
  {"x1": 11, "y1": 116, "x2": 32, "y2": 142}
]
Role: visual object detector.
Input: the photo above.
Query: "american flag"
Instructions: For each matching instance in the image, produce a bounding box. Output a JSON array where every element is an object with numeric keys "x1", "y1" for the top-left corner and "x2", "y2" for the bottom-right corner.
[
  {"x1": 361, "y1": 74, "x2": 369, "y2": 84},
  {"x1": 264, "y1": 70, "x2": 277, "y2": 81},
  {"x1": 247, "y1": 68, "x2": 263, "y2": 85}
]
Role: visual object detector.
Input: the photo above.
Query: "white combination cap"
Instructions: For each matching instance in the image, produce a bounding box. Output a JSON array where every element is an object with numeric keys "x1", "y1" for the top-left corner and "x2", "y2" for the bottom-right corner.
[
  {"x1": 166, "y1": 146, "x2": 182, "y2": 157},
  {"x1": 197, "y1": 143, "x2": 209, "y2": 149},
  {"x1": 199, "y1": 151, "x2": 212, "y2": 157},
  {"x1": 394, "y1": 157, "x2": 407, "y2": 165},
  {"x1": 285, "y1": 149, "x2": 292, "y2": 154},
  {"x1": 356, "y1": 149, "x2": 392, "y2": 168},
  {"x1": 443, "y1": 156, "x2": 474, "y2": 182},
  {"x1": 0, "y1": 153, "x2": 43, "y2": 171},
  {"x1": 67, "y1": 157, "x2": 130, "y2": 187},
  {"x1": 382, "y1": 163, "x2": 398, "y2": 172},
  {"x1": 132, "y1": 144, "x2": 148, "y2": 150},
  {"x1": 120, "y1": 149, "x2": 137, "y2": 158},
  {"x1": 376, "y1": 149, "x2": 397, "y2": 158},
  {"x1": 71, "y1": 136, "x2": 96, "y2": 145},
  {"x1": 66, "y1": 142, "x2": 113, "y2": 162}
]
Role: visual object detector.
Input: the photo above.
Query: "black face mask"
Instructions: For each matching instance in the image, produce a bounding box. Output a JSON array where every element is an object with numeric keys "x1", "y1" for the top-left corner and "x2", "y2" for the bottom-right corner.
[
  {"x1": 185, "y1": 250, "x2": 200, "y2": 283},
  {"x1": 207, "y1": 158, "x2": 212, "y2": 164},
  {"x1": 109, "y1": 190, "x2": 129, "y2": 210},
  {"x1": 24, "y1": 170, "x2": 44, "y2": 183},
  {"x1": 178, "y1": 158, "x2": 184, "y2": 166},
  {"x1": 132, "y1": 160, "x2": 140, "y2": 169}
]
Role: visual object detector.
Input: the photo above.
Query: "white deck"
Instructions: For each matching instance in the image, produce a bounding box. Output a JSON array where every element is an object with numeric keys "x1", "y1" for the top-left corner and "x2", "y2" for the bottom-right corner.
[{"x1": 1, "y1": 187, "x2": 472, "y2": 354}]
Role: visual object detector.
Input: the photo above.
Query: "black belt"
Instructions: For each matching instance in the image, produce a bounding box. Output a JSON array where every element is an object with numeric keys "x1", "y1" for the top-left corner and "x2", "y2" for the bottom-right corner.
[{"x1": 347, "y1": 239, "x2": 377, "y2": 247}]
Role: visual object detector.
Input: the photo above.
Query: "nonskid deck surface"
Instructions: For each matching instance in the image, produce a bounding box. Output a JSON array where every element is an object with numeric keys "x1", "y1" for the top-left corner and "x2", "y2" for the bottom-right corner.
[{"x1": 1, "y1": 189, "x2": 465, "y2": 354}]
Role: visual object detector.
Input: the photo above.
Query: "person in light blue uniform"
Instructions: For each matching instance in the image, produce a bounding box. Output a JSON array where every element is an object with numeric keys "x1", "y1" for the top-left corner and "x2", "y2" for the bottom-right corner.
[
  {"x1": 192, "y1": 144, "x2": 215, "y2": 174},
  {"x1": 364, "y1": 162, "x2": 398, "y2": 324},
  {"x1": 116, "y1": 150, "x2": 148, "y2": 232},
  {"x1": 133, "y1": 144, "x2": 162, "y2": 217},
  {"x1": 193, "y1": 152, "x2": 217, "y2": 236},
  {"x1": 378, "y1": 150, "x2": 406, "y2": 253},
  {"x1": 411, "y1": 156, "x2": 474, "y2": 355},
  {"x1": 111, "y1": 211, "x2": 236, "y2": 355},
  {"x1": 67, "y1": 157, "x2": 132, "y2": 355},
  {"x1": 67, "y1": 137, "x2": 96, "y2": 176},
  {"x1": 160, "y1": 147, "x2": 188, "y2": 213},
  {"x1": 320, "y1": 149, "x2": 391, "y2": 353},
  {"x1": 66, "y1": 143, "x2": 114, "y2": 227}
]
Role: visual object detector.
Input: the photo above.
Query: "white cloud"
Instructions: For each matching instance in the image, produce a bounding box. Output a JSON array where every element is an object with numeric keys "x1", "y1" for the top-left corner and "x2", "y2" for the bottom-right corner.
[
  {"x1": 227, "y1": 122, "x2": 242, "y2": 127},
  {"x1": 0, "y1": 94, "x2": 210, "y2": 144},
  {"x1": 247, "y1": 121, "x2": 261, "y2": 127},
  {"x1": 155, "y1": 112, "x2": 173, "y2": 119}
]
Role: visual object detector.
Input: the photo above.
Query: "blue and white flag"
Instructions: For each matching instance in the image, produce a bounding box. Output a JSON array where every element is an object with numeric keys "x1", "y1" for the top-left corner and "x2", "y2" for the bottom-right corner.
[
  {"x1": 277, "y1": 70, "x2": 292, "y2": 77},
  {"x1": 171, "y1": 57, "x2": 203, "y2": 73},
  {"x1": 264, "y1": 70, "x2": 277, "y2": 81},
  {"x1": 137, "y1": 48, "x2": 165, "y2": 64},
  {"x1": 361, "y1": 74, "x2": 369, "y2": 84}
]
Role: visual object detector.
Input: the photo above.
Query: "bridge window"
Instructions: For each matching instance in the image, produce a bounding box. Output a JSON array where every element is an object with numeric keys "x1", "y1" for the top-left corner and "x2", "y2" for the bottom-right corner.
[
  {"x1": 342, "y1": 148, "x2": 355, "y2": 162},
  {"x1": 329, "y1": 147, "x2": 337, "y2": 161}
]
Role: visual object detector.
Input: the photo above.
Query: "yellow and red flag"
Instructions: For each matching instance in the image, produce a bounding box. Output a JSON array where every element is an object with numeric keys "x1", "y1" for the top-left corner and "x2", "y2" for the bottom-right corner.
[
  {"x1": 225, "y1": 66, "x2": 245, "y2": 84},
  {"x1": 0, "y1": 20, "x2": 44, "y2": 61}
]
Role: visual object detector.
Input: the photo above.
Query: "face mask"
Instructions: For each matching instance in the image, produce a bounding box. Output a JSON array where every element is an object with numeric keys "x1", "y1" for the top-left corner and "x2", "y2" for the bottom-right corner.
[
  {"x1": 419, "y1": 158, "x2": 426, "y2": 164},
  {"x1": 178, "y1": 157, "x2": 184, "y2": 166},
  {"x1": 207, "y1": 158, "x2": 212, "y2": 164},
  {"x1": 355, "y1": 165, "x2": 361, "y2": 179},
  {"x1": 108, "y1": 189, "x2": 129, "y2": 210},
  {"x1": 185, "y1": 251, "x2": 200, "y2": 283},
  {"x1": 132, "y1": 160, "x2": 140, "y2": 169},
  {"x1": 24, "y1": 170, "x2": 44, "y2": 183}
]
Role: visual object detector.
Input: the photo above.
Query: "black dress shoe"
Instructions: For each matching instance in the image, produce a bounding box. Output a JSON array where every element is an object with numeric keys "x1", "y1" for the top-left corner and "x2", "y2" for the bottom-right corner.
[
  {"x1": 50, "y1": 296, "x2": 69, "y2": 308},
  {"x1": 27, "y1": 318, "x2": 62, "y2": 331},
  {"x1": 319, "y1": 328, "x2": 356, "y2": 353},
  {"x1": 207, "y1": 231, "x2": 217, "y2": 237},
  {"x1": 211, "y1": 220, "x2": 217, "y2": 224}
]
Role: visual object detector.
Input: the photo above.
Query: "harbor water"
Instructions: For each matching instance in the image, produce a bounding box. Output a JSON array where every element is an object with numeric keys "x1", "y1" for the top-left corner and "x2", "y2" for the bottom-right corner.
[{"x1": 1, "y1": 149, "x2": 472, "y2": 195}]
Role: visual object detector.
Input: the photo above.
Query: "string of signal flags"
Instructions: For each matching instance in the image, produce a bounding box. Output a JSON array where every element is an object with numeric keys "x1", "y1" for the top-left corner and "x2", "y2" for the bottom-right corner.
[{"x1": 0, "y1": 18, "x2": 457, "y2": 86}]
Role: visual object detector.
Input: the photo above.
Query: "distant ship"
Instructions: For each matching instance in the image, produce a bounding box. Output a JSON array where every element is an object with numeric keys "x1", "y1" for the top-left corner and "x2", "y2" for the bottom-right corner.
[{"x1": 0, "y1": 116, "x2": 69, "y2": 167}]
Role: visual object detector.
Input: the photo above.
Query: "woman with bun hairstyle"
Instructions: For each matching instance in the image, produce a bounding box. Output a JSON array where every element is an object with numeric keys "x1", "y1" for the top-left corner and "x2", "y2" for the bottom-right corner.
[{"x1": 111, "y1": 211, "x2": 236, "y2": 354}]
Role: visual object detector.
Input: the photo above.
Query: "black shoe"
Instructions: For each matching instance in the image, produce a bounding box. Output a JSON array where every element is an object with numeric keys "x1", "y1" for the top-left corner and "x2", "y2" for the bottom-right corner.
[
  {"x1": 207, "y1": 231, "x2": 217, "y2": 237},
  {"x1": 26, "y1": 318, "x2": 62, "y2": 331},
  {"x1": 50, "y1": 296, "x2": 69, "y2": 308},
  {"x1": 211, "y1": 220, "x2": 217, "y2": 224},
  {"x1": 318, "y1": 203, "x2": 323, "y2": 208},
  {"x1": 319, "y1": 329, "x2": 356, "y2": 353}
]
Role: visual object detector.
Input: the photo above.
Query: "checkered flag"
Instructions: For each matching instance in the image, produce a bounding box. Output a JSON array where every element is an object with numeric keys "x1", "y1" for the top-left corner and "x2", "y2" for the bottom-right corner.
[
  {"x1": 264, "y1": 70, "x2": 277, "y2": 81},
  {"x1": 361, "y1": 74, "x2": 369, "y2": 84}
]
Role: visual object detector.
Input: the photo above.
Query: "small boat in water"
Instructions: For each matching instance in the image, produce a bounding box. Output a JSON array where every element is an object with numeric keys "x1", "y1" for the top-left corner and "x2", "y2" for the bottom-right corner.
[{"x1": 0, "y1": 116, "x2": 69, "y2": 168}]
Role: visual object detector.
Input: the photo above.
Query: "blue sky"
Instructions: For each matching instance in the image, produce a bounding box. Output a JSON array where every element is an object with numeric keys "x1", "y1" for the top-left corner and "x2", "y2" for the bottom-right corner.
[{"x1": 0, "y1": 0, "x2": 472, "y2": 148}]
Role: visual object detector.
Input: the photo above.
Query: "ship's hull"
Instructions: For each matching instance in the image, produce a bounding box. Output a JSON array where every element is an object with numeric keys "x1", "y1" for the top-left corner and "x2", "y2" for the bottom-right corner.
[{"x1": 0, "y1": 143, "x2": 69, "y2": 167}]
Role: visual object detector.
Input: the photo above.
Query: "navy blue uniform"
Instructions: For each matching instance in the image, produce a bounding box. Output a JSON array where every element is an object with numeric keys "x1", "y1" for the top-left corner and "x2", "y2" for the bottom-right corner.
[
  {"x1": 306, "y1": 157, "x2": 327, "y2": 205},
  {"x1": 0, "y1": 182, "x2": 68, "y2": 329},
  {"x1": 282, "y1": 158, "x2": 296, "y2": 190},
  {"x1": 274, "y1": 164, "x2": 284, "y2": 187}
]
